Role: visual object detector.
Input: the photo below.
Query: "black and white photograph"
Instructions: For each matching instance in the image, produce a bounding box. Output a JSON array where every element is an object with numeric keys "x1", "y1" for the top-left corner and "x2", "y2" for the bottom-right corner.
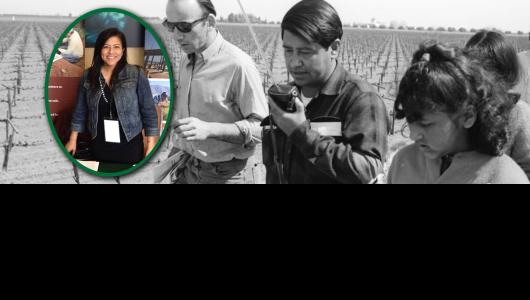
[{"x1": 0, "y1": 0, "x2": 529, "y2": 184}]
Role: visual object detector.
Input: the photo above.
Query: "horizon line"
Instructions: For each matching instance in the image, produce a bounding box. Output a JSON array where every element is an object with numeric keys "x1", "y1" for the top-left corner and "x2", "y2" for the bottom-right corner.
[{"x1": 1, "y1": 13, "x2": 528, "y2": 34}]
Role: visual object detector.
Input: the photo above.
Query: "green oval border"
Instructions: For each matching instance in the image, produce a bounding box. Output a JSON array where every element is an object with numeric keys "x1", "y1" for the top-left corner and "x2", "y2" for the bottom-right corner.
[{"x1": 44, "y1": 7, "x2": 175, "y2": 178}]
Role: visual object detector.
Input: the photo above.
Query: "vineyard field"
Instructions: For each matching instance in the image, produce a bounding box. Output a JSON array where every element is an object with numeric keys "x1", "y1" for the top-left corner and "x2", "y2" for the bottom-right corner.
[{"x1": 1, "y1": 19, "x2": 529, "y2": 183}]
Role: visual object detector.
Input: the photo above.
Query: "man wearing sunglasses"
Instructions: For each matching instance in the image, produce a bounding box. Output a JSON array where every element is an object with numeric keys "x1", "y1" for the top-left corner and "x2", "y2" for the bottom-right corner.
[{"x1": 162, "y1": 0, "x2": 268, "y2": 184}]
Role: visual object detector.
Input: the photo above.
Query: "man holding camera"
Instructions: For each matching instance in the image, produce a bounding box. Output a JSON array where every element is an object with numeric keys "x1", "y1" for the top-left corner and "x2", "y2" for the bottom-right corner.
[
  {"x1": 263, "y1": 0, "x2": 390, "y2": 184},
  {"x1": 159, "y1": 0, "x2": 268, "y2": 184}
]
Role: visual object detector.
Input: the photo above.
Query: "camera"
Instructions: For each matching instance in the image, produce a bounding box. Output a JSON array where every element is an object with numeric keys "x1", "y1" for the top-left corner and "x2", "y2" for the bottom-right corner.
[{"x1": 268, "y1": 84, "x2": 299, "y2": 113}]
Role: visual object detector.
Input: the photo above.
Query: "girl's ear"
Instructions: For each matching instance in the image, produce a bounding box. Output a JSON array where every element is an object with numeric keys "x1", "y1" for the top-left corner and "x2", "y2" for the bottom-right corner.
[{"x1": 461, "y1": 105, "x2": 477, "y2": 129}]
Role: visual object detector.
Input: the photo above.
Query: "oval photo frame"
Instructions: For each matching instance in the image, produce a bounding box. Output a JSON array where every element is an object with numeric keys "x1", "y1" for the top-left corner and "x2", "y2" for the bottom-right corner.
[{"x1": 44, "y1": 8, "x2": 174, "y2": 178}]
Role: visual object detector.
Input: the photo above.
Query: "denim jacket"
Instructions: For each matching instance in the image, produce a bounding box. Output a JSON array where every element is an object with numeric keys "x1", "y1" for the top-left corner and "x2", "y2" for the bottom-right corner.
[{"x1": 71, "y1": 64, "x2": 159, "y2": 142}]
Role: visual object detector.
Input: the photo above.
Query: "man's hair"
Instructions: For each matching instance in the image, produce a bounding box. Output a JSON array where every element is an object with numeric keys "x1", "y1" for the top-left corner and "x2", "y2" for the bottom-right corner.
[
  {"x1": 198, "y1": 0, "x2": 217, "y2": 16},
  {"x1": 281, "y1": 0, "x2": 343, "y2": 49},
  {"x1": 169, "y1": 0, "x2": 217, "y2": 16}
]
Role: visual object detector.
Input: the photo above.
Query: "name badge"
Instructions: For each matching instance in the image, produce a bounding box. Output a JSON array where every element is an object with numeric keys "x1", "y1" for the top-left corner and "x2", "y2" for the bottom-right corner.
[
  {"x1": 104, "y1": 120, "x2": 121, "y2": 143},
  {"x1": 310, "y1": 122, "x2": 342, "y2": 137}
]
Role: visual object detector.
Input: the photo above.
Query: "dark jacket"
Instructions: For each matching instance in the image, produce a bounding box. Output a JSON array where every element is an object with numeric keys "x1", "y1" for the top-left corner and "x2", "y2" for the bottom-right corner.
[
  {"x1": 262, "y1": 64, "x2": 390, "y2": 184},
  {"x1": 71, "y1": 64, "x2": 159, "y2": 142}
]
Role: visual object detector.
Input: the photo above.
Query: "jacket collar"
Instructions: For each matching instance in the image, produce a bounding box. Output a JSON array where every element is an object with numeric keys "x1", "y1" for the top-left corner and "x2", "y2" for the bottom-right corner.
[
  {"x1": 319, "y1": 62, "x2": 348, "y2": 96},
  {"x1": 116, "y1": 64, "x2": 137, "y2": 81}
]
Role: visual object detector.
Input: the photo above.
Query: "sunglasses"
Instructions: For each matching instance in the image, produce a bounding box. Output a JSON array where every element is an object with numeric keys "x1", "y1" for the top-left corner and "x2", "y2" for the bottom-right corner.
[{"x1": 163, "y1": 16, "x2": 209, "y2": 33}]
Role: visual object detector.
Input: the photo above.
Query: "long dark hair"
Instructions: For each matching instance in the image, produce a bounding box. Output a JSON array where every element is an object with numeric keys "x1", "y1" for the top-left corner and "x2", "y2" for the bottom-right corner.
[
  {"x1": 87, "y1": 28, "x2": 128, "y2": 88},
  {"x1": 395, "y1": 42, "x2": 513, "y2": 156}
]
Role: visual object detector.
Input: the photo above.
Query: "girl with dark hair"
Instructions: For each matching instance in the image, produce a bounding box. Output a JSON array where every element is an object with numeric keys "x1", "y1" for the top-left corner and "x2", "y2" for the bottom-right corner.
[
  {"x1": 66, "y1": 28, "x2": 159, "y2": 169},
  {"x1": 388, "y1": 42, "x2": 528, "y2": 184},
  {"x1": 466, "y1": 30, "x2": 530, "y2": 179}
]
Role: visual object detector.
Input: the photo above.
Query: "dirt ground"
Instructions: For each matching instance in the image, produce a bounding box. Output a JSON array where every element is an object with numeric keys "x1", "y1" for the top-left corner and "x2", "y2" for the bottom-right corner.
[{"x1": 4, "y1": 21, "x2": 528, "y2": 184}]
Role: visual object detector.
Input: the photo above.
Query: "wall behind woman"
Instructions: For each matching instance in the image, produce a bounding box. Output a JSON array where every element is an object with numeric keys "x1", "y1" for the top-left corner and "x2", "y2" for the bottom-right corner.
[
  {"x1": 48, "y1": 23, "x2": 86, "y2": 144},
  {"x1": 82, "y1": 13, "x2": 146, "y2": 68}
]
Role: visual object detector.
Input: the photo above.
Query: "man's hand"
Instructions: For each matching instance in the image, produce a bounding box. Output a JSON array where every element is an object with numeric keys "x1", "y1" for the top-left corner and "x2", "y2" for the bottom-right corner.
[
  {"x1": 268, "y1": 96, "x2": 307, "y2": 136},
  {"x1": 174, "y1": 117, "x2": 212, "y2": 141}
]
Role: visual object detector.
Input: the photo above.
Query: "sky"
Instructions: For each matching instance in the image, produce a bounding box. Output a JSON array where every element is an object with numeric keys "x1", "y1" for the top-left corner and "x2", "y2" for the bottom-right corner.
[{"x1": 1, "y1": 0, "x2": 529, "y2": 32}]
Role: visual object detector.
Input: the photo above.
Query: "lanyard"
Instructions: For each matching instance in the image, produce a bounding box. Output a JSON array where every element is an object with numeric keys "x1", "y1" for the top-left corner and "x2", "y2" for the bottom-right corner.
[{"x1": 99, "y1": 75, "x2": 114, "y2": 120}]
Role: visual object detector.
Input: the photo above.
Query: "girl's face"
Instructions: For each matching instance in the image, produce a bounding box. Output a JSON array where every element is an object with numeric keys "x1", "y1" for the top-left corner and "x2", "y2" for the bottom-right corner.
[
  {"x1": 101, "y1": 36, "x2": 123, "y2": 68},
  {"x1": 409, "y1": 109, "x2": 475, "y2": 160}
]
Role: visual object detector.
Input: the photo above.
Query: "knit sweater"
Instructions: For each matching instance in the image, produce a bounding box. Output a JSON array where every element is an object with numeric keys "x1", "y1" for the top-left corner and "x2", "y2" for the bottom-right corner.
[
  {"x1": 388, "y1": 144, "x2": 529, "y2": 184},
  {"x1": 505, "y1": 100, "x2": 530, "y2": 179}
]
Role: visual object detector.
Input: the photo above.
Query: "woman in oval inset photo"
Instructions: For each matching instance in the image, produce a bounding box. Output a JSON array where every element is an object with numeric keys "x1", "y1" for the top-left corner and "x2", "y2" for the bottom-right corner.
[{"x1": 65, "y1": 28, "x2": 159, "y2": 167}]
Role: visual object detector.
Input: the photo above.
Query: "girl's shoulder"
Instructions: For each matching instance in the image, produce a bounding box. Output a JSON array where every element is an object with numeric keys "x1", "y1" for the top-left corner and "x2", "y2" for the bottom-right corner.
[
  {"x1": 387, "y1": 143, "x2": 424, "y2": 184},
  {"x1": 481, "y1": 154, "x2": 529, "y2": 184},
  {"x1": 393, "y1": 143, "x2": 421, "y2": 161}
]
